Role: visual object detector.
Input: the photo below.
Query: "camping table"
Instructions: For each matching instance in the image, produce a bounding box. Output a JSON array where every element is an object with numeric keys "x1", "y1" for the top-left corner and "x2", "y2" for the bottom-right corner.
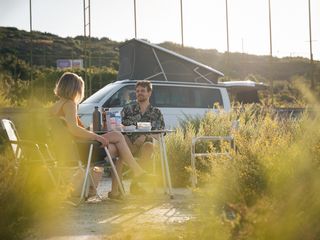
[{"x1": 96, "y1": 129, "x2": 175, "y2": 199}]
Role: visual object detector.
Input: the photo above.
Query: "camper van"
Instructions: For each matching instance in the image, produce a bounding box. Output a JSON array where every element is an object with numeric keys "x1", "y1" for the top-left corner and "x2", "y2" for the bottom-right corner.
[
  {"x1": 78, "y1": 38, "x2": 232, "y2": 129},
  {"x1": 77, "y1": 39, "x2": 268, "y2": 129},
  {"x1": 78, "y1": 80, "x2": 231, "y2": 129}
]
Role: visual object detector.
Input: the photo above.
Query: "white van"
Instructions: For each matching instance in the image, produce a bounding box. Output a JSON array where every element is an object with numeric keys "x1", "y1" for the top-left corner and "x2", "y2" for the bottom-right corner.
[{"x1": 78, "y1": 80, "x2": 231, "y2": 129}]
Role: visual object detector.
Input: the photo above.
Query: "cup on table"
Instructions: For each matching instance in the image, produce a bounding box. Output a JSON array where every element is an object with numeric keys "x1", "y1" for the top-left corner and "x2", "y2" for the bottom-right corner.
[{"x1": 123, "y1": 125, "x2": 136, "y2": 131}]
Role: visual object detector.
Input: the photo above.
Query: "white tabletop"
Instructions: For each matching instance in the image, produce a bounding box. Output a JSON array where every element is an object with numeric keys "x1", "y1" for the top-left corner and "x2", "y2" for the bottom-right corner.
[
  {"x1": 95, "y1": 129, "x2": 175, "y2": 134},
  {"x1": 122, "y1": 129, "x2": 175, "y2": 134}
]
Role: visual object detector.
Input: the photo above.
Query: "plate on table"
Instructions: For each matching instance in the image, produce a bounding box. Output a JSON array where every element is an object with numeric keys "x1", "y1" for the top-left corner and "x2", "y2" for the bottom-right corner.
[
  {"x1": 137, "y1": 122, "x2": 151, "y2": 131},
  {"x1": 123, "y1": 125, "x2": 136, "y2": 131}
]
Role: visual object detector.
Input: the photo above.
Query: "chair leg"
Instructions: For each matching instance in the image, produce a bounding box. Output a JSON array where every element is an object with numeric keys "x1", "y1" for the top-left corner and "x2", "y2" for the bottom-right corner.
[
  {"x1": 80, "y1": 144, "x2": 94, "y2": 202},
  {"x1": 190, "y1": 154, "x2": 197, "y2": 188},
  {"x1": 87, "y1": 169, "x2": 103, "y2": 200},
  {"x1": 104, "y1": 147, "x2": 126, "y2": 196}
]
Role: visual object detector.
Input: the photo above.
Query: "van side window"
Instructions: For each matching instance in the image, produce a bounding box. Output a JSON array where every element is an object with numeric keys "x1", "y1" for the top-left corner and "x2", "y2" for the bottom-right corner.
[
  {"x1": 152, "y1": 86, "x2": 223, "y2": 108},
  {"x1": 151, "y1": 86, "x2": 192, "y2": 107},
  {"x1": 103, "y1": 85, "x2": 136, "y2": 108},
  {"x1": 193, "y1": 88, "x2": 223, "y2": 108}
]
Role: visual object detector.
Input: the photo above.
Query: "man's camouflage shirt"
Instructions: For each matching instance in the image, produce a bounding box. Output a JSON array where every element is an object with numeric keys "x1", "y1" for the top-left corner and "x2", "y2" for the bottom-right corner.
[{"x1": 121, "y1": 101, "x2": 165, "y2": 143}]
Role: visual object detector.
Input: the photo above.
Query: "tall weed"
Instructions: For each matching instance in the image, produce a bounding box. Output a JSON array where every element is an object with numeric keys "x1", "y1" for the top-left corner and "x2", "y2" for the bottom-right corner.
[
  {"x1": 0, "y1": 114, "x2": 66, "y2": 239},
  {"x1": 164, "y1": 102, "x2": 320, "y2": 239}
]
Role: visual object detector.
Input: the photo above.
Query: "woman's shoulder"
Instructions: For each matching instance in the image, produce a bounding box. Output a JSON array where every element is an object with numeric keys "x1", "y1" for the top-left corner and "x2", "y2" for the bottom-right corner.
[
  {"x1": 50, "y1": 99, "x2": 75, "y2": 116},
  {"x1": 63, "y1": 99, "x2": 76, "y2": 107}
]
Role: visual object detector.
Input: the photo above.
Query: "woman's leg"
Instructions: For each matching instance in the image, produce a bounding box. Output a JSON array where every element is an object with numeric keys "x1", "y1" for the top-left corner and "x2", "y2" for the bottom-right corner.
[
  {"x1": 110, "y1": 159, "x2": 124, "y2": 195},
  {"x1": 102, "y1": 131, "x2": 145, "y2": 177},
  {"x1": 106, "y1": 143, "x2": 123, "y2": 195}
]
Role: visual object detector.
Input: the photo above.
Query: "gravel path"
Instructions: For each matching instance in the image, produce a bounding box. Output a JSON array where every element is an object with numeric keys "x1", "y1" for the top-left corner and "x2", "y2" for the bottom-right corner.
[{"x1": 32, "y1": 178, "x2": 194, "y2": 240}]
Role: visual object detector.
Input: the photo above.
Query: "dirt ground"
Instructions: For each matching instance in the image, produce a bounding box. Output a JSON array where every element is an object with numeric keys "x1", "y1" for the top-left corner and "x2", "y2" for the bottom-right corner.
[{"x1": 32, "y1": 177, "x2": 194, "y2": 240}]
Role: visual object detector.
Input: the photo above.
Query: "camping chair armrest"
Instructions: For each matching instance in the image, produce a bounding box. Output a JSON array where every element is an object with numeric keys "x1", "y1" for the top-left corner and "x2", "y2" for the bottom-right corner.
[
  {"x1": 7, "y1": 139, "x2": 55, "y2": 164},
  {"x1": 8, "y1": 139, "x2": 41, "y2": 148},
  {"x1": 74, "y1": 139, "x2": 101, "y2": 147},
  {"x1": 9, "y1": 139, "x2": 50, "y2": 147}
]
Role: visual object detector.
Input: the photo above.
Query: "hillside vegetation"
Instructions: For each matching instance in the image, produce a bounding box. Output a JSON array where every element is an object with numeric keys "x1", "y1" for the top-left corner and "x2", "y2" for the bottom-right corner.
[{"x1": 0, "y1": 26, "x2": 319, "y2": 106}]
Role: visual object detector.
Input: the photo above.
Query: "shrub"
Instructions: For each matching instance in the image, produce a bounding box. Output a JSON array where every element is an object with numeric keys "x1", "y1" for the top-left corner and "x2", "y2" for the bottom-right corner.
[
  {"x1": 162, "y1": 103, "x2": 320, "y2": 239},
  {"x1": 0, "y1": 115, "x2": 66, "y2": 239},
  {"x1": 0, "y1": 152, "x2": 30, "y2": 240},
  {"x1": 0, "y1": 149, "x2": 60, "y2": 239},
  {"x1": 181, "y1": 106, "x2": 320, "y2": 239},
  {"x1": 166, "y1": 125, "x2": 195, "y2": 187}
]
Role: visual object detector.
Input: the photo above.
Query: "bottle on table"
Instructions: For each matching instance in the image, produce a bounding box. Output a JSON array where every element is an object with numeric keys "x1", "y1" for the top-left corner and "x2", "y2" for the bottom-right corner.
[
  {"x1": 92, "y1": 106, "x2": 101, "y2": 132},
  {"x1": 109, "y1": 111, "x2": 116, "y2": 130},
  {"x1": 101, "y1": 107, "x2": 107, "y2": 131},
  {"x1": 106, "y1": 108, "x2": 111, "y2": 131},
  {"x1": 115, "y1": 111, "x2": 122, "y2": 130}
]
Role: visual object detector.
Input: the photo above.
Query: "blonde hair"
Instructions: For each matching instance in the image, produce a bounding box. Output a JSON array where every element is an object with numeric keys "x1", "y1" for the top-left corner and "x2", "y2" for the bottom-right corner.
[{"x1": 54, "y1": 72, "x2": 84, "y2": 103}]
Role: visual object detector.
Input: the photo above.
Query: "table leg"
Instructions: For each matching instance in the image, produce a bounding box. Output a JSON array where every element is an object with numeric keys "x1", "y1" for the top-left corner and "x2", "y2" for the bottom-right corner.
[
  {"x1": 160, "y1": 133, "x2": 174, "y2": 199},
  {"x1": 159, "y1": 134, "x2": 168, "y2": 193}
]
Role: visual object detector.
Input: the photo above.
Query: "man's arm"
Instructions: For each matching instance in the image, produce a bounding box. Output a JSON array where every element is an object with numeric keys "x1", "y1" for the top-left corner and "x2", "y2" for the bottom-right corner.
[
  {"x1": 146, "y1": 108, "x2": 165, "y2": 140},
  {"x1": 151, "y1": 108, "x2": 165, "y2": 130}
]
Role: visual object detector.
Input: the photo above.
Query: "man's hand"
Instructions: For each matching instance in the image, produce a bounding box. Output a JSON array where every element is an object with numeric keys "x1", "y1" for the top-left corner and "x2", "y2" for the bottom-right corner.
[{"x1": 133, "y1": 135, "x2": 146, "y2": 146}]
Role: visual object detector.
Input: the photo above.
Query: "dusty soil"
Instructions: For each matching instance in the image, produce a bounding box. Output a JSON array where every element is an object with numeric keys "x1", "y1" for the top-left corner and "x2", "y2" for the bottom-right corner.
[{"x1": 32, "y1": 178, "x2": 194, "y2": 240}]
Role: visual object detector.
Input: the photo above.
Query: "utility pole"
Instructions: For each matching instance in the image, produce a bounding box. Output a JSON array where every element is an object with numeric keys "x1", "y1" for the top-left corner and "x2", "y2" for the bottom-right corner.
[
  {"x1": 180, "y1": 0, "x2": 184, "y2": 47},
  {"x1": 268, "y1": 0, "x2": 274, "y2": 105},
  {"x1": 134, "y1": 0, "x2": 137, "y2": 38},
  {"x1": 29, "y1": 0, "x2": 33, "y2": 97},
  {"x1": 308, "y1": 0, "x2": 314, "y2": 89},
  {"x1": 225, "y1": 0, "x2": 230, "y2": 53},
  {"x1": 83, "y1": 0, "x2": 92, "y2": 97},
  {"x1": 225, "y1": 0, "x2": 230, "y2": 80}
]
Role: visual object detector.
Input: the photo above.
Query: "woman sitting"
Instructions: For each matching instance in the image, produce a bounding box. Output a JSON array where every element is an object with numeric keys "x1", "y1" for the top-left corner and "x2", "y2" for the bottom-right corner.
[{"x1": 49, "y1": 72, "x2": 148, "y2": 199}]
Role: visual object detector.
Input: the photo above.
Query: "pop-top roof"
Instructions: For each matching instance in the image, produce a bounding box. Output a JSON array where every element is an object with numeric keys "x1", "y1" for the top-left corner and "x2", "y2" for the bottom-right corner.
[{"x1": 117, "y1": 38, "x2": 224, "y2": 84}]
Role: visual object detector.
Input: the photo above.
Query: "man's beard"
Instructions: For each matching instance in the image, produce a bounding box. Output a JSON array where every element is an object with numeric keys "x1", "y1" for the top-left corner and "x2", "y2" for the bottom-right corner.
[{"x1": 137, "y1": 95, "x2": 148, "y2": 103}]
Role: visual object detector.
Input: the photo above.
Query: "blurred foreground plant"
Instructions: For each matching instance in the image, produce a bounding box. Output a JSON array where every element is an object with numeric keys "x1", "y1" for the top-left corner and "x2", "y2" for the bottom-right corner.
[
  {"x1": 0, "y1": 114, "x2": 67, "y2": 239},
  {"x1": 162, "y1": 101, "x2": 320, "y2": 239},
  {"x1": 0, "y1": 150, "x2": 63, "y2": 239}
]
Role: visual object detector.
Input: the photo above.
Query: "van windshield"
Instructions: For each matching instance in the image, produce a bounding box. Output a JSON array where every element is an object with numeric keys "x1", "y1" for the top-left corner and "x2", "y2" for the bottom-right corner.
[
  {"x1": 103, "y1": 85, "x2": 136, "y2": 108},
  {"x1": 82, "y1": 84, "x2": 115, "y2": 104}
]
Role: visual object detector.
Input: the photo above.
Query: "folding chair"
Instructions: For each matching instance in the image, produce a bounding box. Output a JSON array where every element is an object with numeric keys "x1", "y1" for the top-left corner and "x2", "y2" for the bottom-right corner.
[
  {"x1": 47, "y1": 117, "x2": 125, "y2": 205},
  {"x1": 0, "y1": 118, "x2": 57, "y2": 186},
  {"x1": 190, "y1": 121, "x2": 239, "y2": 188},
  {"x1": 191, "y1": 136, "x2": 234, "y2": 187}
]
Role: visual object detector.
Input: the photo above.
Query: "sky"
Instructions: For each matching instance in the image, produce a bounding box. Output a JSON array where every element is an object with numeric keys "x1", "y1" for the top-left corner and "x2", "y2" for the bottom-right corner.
[{"x1": 1, "y1": 0, "x2": 320, "y2": 60}]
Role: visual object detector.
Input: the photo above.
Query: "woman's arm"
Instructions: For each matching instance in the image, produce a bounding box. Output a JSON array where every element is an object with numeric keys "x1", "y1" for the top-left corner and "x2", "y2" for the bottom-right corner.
[{"x1": 63, "y1": 100, "x2": 108, "y2": 146}]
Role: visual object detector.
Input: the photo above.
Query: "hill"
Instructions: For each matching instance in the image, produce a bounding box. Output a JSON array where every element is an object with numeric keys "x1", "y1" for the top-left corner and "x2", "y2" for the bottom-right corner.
[
  {"x1": 0, "y1": 26, "x2": 319, "y2": 106},
  {"x1": 0, "y1": 27, "x2": 119, "y2": 69},
  {"x1": 0, "y1": 26, "x2": 317, "y2": 82}
]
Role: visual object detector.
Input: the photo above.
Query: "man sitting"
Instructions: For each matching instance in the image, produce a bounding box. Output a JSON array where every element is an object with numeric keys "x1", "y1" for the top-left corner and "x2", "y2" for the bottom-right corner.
[{"x1": 121, "y1": 80, "x2": 165, "y2": 194}]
